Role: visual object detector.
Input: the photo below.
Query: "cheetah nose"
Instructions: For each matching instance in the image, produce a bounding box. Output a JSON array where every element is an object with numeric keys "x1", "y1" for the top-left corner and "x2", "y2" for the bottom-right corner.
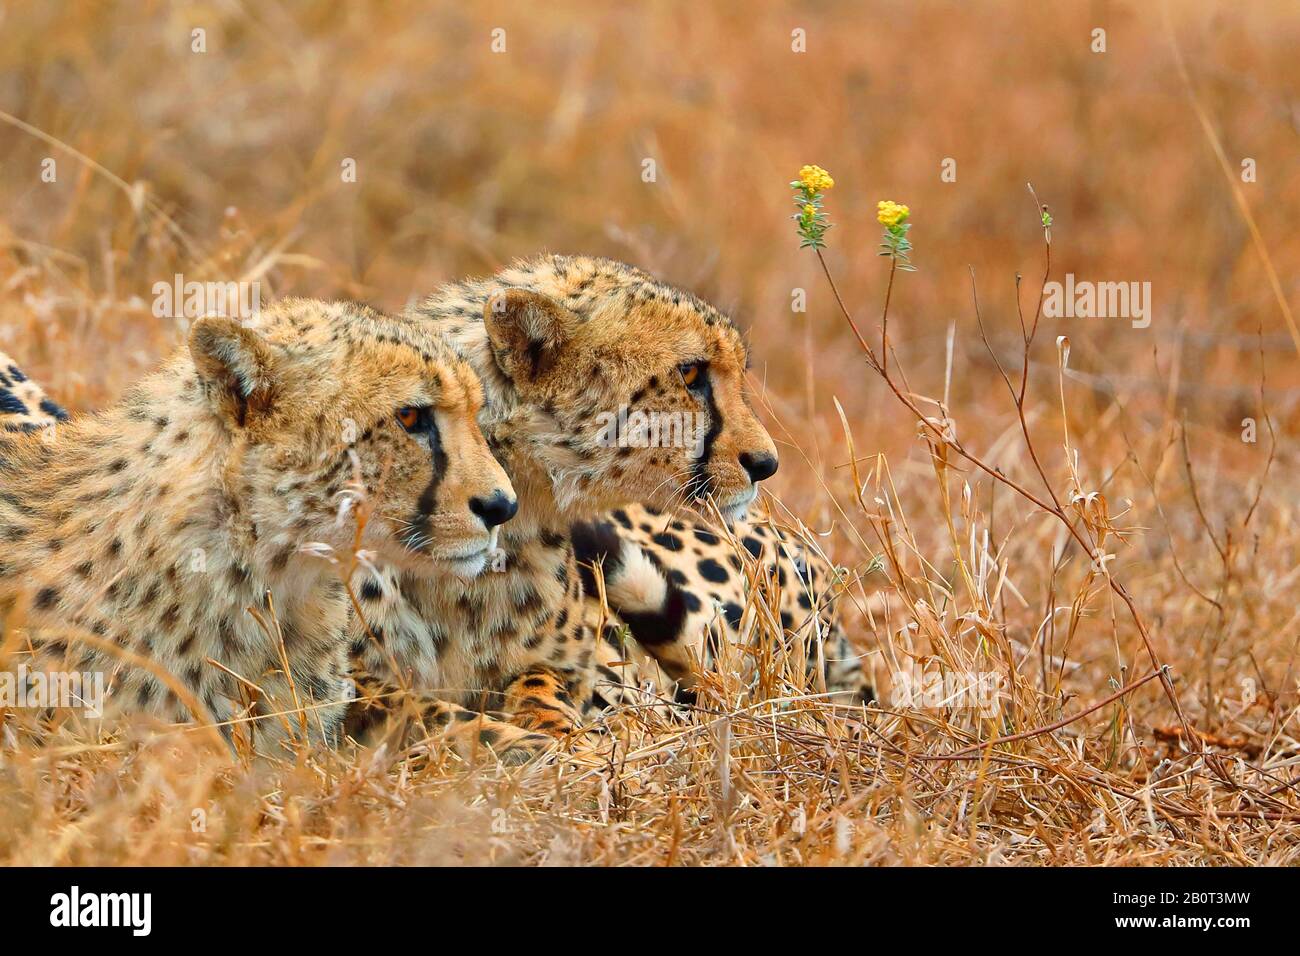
[
  {"x1": 739, "y1": 451, "x2": 778, "y2": 484},
  {"x1": 470, "y1": 490, "x2": 518, "y2": 529}
]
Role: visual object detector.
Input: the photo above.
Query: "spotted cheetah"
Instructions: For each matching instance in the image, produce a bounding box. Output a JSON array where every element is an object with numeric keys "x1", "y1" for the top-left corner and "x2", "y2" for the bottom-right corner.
[
  {"x1": 573, "y1": 503, "x2": 873, "y2": 709},
  {"x1": 0, "y1": 300, "x2": 515, "y2": 753},
  {"x1": 347, "y1": 255, "x2": 786, "y2": 757},
  {"x1": 0, "y1": 351, "x2": 69, "y2": 432}
]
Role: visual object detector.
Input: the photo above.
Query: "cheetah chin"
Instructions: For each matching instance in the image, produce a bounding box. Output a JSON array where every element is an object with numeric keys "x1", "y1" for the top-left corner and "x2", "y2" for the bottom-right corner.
[
  {"x1": 442, "y1": 528, "x2": 499, "y2": 579},
  {"x1": 719, "y1": 486, "x2": 758, "y2": 523},
  {"x1": 445, "y1": 550, "x2": 490, "y2": 579}
]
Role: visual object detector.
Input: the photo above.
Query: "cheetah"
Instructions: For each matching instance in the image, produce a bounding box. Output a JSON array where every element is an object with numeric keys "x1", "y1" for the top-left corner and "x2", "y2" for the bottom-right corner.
[
  {"x1": 0, "y1": 351, "x2": 69, "y2": 432},
  {"x1": 0, "y1": 300, "x2": 515, "y2": 753},
  {"x1": 573, "y1": 503, "x2": 874, "y2": 710},
  {"x1": 348, "y1": 256, "x2": 860, "y2": 758}
]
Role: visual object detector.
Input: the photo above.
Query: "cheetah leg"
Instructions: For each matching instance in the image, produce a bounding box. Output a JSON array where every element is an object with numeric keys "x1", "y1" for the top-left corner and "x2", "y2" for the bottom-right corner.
[
  {"x1": 589, "y1": 627, "x2": 648, "y2": 711},
  {"x1": 417, "y1": 698, "x2": 560, "y2": 765},
  {"x1": 346, "y1": 675, "x2": 556, "y2": 765},
  {"x1": 498, "y1": 667, "x2": 585, "y2": 738},
  {"x1": 587, "y1": 632, "x2": 685, "y2": 730}
]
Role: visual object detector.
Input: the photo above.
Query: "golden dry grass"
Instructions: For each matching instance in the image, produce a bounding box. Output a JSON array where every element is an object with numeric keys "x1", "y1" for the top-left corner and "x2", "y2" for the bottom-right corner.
[{"x1": 2, "y1": 0, "x2": 1300, "y2": 865}]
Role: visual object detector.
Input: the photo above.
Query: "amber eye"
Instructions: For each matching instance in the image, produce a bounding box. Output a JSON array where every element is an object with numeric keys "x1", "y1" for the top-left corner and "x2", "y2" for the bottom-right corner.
[
  {"x1": 679, "y1": 361, "x2": 706, "y2": 389},
  {"x1": 396, "y1": 406, "x2": 426, "y2": 432}
]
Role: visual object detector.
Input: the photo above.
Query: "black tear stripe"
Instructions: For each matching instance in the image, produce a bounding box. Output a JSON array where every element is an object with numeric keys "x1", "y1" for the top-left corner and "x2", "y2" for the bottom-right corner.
[
  {"x1": 407, "y1": 421, "x2": 448, "y2": 547},
  {"x1": 688, "y1": 375, "x2": 722, "y2": 500},
  {"x1": 571, "y1": 519, "x2": 624, "y2": 595}
]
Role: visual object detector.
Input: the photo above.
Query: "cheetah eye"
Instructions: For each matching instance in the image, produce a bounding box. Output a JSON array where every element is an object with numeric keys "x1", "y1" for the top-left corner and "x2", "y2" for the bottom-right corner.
[
  {"x1": 396, "y1": 406, "x2": 432, "y2": 433},
  {"x1": 678, "y1": 361, "x2": 707, "y2": 390}
]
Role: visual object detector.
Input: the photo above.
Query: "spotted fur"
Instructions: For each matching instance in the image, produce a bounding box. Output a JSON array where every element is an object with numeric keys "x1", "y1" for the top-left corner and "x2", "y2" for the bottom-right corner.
[
  {"x1": 0, "y1": 301, "x2": 513, "y2": 754},
  {"x1": 347, "y1": 255, "x2": 781, "y2": 761},
  {"x1": 0, "y1": 351, "x2": 68, "y2": 433},
  {"x1": 574, "y1": 503, "x2": 874, "y2": 709}
]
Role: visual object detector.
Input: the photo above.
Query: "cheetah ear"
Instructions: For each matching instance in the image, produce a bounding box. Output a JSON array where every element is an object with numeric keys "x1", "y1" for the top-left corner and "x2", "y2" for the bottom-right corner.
[
  {"x1": 483, "y1": 289, "x2": 577, "y2": 384},
  {"x1": 189, "y1": 316, "x2": 275, "y2": 428}
]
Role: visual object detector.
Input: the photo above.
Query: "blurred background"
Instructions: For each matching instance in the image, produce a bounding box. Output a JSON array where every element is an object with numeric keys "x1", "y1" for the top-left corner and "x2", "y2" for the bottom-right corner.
[{"x1": 1, "y1": 1, "x2": 1296, "y2": 705}]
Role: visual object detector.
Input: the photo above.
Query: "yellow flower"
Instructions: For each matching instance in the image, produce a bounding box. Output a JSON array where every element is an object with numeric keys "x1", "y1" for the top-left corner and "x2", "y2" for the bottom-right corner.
[
  {"x1": 803, "y1": 203, "x2": 816, "y2": 216},
  {"x1": 877, "y1": 200, "x2": 910, "y2": 227},
  {"x1": 798, "y1": 164, "x2": 834, "y2": 192}
]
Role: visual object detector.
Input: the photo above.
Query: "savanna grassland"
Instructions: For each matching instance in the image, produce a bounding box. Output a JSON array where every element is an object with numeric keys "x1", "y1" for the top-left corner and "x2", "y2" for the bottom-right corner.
[{"x1": 1, "y1": 1, "x2": 1299, "y2": 865}]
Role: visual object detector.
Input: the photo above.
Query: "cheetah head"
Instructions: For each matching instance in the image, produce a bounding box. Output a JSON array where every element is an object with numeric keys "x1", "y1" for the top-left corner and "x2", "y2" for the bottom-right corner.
[
  {"x1": 189, "y1": 300, "x2": 515, "y2": 579},
  {"x1": 483, "y1": 258, "x2": 778, "y2": 522}
]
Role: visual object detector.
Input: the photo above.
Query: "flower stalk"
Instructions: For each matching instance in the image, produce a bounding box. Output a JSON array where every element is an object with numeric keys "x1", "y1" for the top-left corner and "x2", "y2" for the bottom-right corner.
[{"x1": 788, "y1": 165, "x2": 1196, "y2": 749}]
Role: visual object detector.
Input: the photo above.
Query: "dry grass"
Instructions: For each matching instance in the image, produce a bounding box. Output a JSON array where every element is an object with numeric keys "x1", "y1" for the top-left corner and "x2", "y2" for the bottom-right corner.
[{"x1": 2, "y1": 1, "x2": 1299, "y2": 865}]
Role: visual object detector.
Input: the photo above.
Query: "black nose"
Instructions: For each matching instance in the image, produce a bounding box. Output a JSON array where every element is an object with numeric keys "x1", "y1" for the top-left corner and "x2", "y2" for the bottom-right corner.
[
  {"x1": 739, "y1": 451, "x2": 778, "y2": 483},
  {"x1": 470, "y1": 490, "x2": 518, "y2": 528}
]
